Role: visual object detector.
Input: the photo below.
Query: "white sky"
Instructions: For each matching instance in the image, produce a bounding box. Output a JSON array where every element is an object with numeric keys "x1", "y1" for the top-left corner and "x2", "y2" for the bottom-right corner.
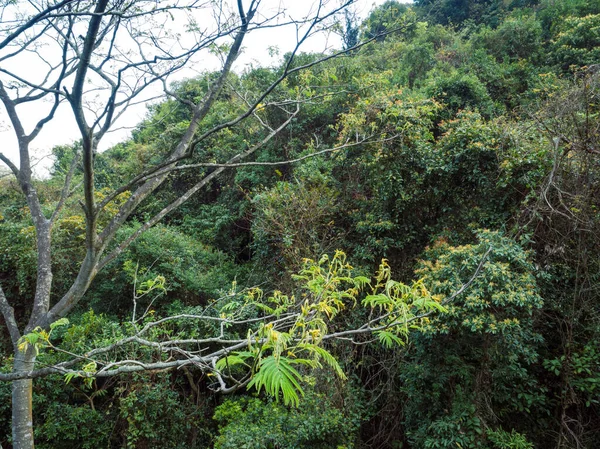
[{"x1": 0, "y1": 0, "x2": 390, "y2": 176}]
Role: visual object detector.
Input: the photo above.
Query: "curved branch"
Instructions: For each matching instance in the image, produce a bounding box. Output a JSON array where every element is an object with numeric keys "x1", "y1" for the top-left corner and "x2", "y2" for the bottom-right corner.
[
  {"x1": 0, "y1": 285, "x2": 20, "y2": 347},
  {"x1": 97, "y1": 105, "x2": 298, "y2": 271},
  {"x1": 0, "y1": 152, "x2": 18, "y2": 177},
  {"x1": 0, "y1": 0, "x2": 76, "y2": 50},
  {"x1": 145, "y1": 134, "x2": 399, "y2": 176},
  {"x1": 50, "y1": 151, "x2": 81, "y2": 224}
]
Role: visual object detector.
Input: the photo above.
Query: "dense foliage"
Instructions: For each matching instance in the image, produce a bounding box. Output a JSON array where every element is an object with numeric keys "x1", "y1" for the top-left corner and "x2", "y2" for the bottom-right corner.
[{"x1": 1, "y1": 0, "x2": 599, "y2": 447}]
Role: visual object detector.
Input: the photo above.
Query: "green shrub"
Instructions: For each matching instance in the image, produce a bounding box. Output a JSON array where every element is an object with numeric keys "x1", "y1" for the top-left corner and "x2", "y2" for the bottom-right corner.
[
  {"x1": 90, "y1": 224, "x2": 238, "y2": 313},
  {"x1": 551, "y1": 14, "x2": 600, "y2": 71},
  {"x1": 425, "y1": 71, "x2": 497, "y2": 118},
  {"x1": 402, "y1": 230, "x2": 545, "y2": 448},
  {"x1": 475, "y1": 16, "x2": 542, "y2": 62},
  {"x1": 214, "y1": 390, "x2": 362, "y2": 449}
]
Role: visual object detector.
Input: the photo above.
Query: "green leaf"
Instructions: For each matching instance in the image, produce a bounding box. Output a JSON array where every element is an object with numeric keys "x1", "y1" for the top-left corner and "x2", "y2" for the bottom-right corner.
[
  {"x1": 216, "y1": 353, "x2": 252, "y2": 371},
  {"x1": 377, "y1": 330, "x2": 405, "y2": 348},
  {"x1": 64, "y1": 372, "x2": 77, "y2": 385},
  {"x1": 247, "y1": 356, "x2": 304, "y2": 407},
  {"x1": 50, "y1": 317, "x2": 69, "y2": 330},
  {"x1": 301, "y1": 344, "x2": 347, "y2": 379},
  {"x1": 353, "y1": 276, "x2": 371, "y2": 288},
  {"x1": 362, "y1": 294, "x2": 390, "y2": 309}
]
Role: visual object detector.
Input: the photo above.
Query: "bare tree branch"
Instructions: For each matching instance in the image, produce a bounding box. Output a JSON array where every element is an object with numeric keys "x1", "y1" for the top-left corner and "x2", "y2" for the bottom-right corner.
[
  {"x1": 0, "y1": 285, "x2": 20, "y2": 347},
  {"x1": 0, "y1": 0, "x2": 76, "y2": 50},
  {"x1": 92, "y1": 22, "x2": 401, "y2": 213},
  {"x1": 50, "y1": 150, "x2": 81, "y2": 224},
  {"x1": 144, "y1": 134, "x2": 400, "y2": 177},
  {"x1": 0, "y1": 246, "x2": 492, "y2": 383},
  {"x1": 0, "y1": 152, "x2": 18, "y2": 176},
  {"x1": 323, "y1": 246, "x2": 493, "y2": 340},
  {"x1": 41, "y1": 0, "x2": 260, "y2": 327},
  {"x1": 96, "y1": 104, "x2": 299, "y2": 272}
]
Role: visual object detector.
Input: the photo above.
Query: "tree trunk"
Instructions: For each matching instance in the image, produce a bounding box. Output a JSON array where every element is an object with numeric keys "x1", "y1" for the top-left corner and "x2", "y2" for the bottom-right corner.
[{"x1": 11, "y1": 348, "x2": 36, "y2": 449}]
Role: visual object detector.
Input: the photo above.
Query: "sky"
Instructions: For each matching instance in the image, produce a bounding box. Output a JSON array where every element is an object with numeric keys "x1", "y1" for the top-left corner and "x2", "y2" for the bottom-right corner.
[{"x1": 0, "y1": 0, "x2": 391, "y2": 176}]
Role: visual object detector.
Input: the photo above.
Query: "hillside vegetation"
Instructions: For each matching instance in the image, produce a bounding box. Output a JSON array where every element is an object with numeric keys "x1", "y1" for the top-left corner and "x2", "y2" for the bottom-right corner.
[{"x1": 1, "y1": 0, "x2": 599, "y2": 447}]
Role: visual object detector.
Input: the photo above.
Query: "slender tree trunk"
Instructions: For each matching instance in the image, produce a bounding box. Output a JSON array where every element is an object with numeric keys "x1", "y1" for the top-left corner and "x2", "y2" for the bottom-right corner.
[{"x1": 11, "y1": 348, "x2": 36, "y2": 449}]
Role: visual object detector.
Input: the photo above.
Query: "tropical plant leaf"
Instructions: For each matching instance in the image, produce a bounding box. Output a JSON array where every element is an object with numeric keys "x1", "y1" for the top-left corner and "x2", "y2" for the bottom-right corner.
[
  {"x1": 247, "y1": 355, "x2": 304, "y2": 407},
  {"x1": 363, "y1": 294, "x2": 391, "y2": 309},
  {"x1": 49, "y1": 317, "x2": 69, "y2": 331},
  {"x1": 377, "y1": 330, "x2": 405, "y2": 348},
  {"x1": 353, "y1": 276, "x2": 371, "y2": 288},
  {"x1": 299, "y1": 343, "x2": 347, "y2": 379},
  {"x1": 216, "y1": 353, "x2": 253, "y2": 371}
]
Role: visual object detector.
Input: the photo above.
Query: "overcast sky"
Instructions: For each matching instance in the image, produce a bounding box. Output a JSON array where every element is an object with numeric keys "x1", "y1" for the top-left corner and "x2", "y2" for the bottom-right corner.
[{"x1": 0, "y1": 0, "x2": 390, "y2": 176}]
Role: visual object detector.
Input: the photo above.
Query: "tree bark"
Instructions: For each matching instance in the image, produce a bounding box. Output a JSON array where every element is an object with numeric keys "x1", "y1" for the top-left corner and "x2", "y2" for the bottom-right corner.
[{"x1": 11, "y1": 348, "x2": 36, "y2": 449}]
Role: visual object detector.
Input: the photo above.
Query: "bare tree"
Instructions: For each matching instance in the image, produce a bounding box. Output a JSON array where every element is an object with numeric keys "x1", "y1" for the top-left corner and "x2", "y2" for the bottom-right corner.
[{"x1": 0, "y1": 1, "x2": 444, "y2": 447}]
